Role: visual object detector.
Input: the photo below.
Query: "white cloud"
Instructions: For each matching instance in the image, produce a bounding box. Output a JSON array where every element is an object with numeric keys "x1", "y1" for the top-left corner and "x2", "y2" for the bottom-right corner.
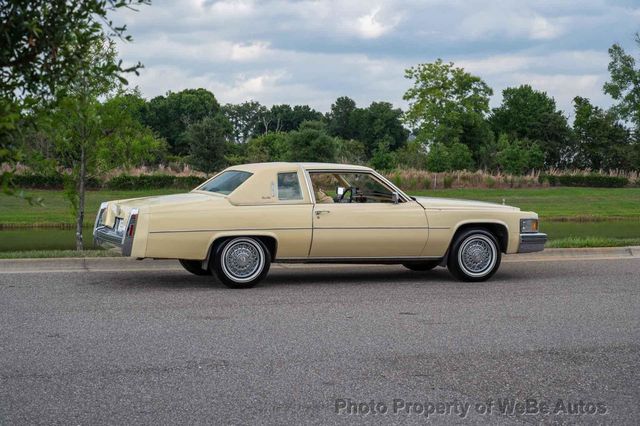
[
  {"x1": 113, "y1": 0, "x2": 635, "y2": 115},
  {"x1": 355, "y1": 7, "x2": 393, "y2": 39},
  {"x1": 230, "y1": 41, "x2": 271, "y2": 61}
]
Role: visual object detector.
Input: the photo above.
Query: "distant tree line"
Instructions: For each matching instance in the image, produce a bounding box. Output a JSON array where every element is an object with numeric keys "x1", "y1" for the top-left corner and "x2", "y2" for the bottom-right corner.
[{"x1": 21, "y1": 34, "x2": 636, "y2": 177}]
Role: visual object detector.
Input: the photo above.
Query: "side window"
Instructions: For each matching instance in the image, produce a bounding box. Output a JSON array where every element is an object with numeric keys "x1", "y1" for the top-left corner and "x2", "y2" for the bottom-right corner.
[
  {"x1": 277, "y1": 172, "x2": 303, "y2": 201},
  {"x1": 311, "y1": 172, "x2": 399, "y2": 203}
]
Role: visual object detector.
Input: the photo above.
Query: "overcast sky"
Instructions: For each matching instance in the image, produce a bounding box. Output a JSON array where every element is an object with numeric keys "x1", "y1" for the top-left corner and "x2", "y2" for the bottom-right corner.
[{"x1": 115, "y1": 0, "x2": 640, "y2": 117}]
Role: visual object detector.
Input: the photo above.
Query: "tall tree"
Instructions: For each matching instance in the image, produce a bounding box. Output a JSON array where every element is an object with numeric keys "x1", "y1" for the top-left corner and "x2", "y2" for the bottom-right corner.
[
  {"x1": 490, "y1": 85, "x2": 572, "y2": 168},
  {"x1": 285, "y1": 121, "x2": 337, "y2": 162},
  {"x1": 185, "y1": 113, "x2": 233, "y2": 175},
  {"x1": 572, "y1": 96, "x2": 631, "y2": 170},
  {"x1": 222, "y1": 101, "x2": 264, "y2": 144},
  {"x1": 1, "y1": 0, "x2": 148, "y2": 196},
  {"x1": 352, "y1": 102, "x2": 409, "y2": 158},
  {"x1": 603, "y1": 33, "x2": 640, "y2": 130},
  {"x1": 48, "y1": 39, "x2": 120, "y2": 250},
  {"x1": 97, "y1": 89, "x2": 167, "y2": 170},
  {"x1": 142, "y1": 88, "x2": 221, "y2": 155},
  {"x1": 258, "y1": 104, "x2": 323, "y2": 133},
  {"x1": 326, "y1": 96, "x2": 357, "y2": 139},
  {"x1": 403, "y1": 59, "x2": 493, "y2": 146}
]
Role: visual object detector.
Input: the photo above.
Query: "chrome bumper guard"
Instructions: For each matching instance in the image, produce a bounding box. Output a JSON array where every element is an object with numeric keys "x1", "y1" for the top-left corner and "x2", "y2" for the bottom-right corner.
[
  {"x1": 93, "y1": 203, "x2": 138, "y2": 256},
  {"x1": 518, "y1": 232, "x2": 547, "y2": 253}
]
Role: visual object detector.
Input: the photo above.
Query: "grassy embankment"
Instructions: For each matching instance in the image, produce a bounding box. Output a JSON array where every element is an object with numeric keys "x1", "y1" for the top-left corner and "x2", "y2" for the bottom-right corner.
[{"x1": 0, "y1": 187, "x2": 638, "y2": 257}]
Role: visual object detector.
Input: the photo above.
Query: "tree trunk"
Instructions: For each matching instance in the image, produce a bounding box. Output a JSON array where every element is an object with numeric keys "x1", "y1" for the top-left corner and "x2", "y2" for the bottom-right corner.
[{"x1": 75, "y1": 144, "x2": 86, "y2": 251}]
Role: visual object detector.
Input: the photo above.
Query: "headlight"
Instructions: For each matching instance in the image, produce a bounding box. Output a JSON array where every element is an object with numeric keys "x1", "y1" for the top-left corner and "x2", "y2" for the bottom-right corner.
[{"x1": 520, "y1": 218, "x2": 539, "y2": 233}]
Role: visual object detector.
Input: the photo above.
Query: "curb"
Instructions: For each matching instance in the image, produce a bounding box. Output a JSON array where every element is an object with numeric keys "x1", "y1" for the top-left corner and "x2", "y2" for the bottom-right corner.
[{"x1": 0, "y1": 246, "x2": 638, "y2": 274}]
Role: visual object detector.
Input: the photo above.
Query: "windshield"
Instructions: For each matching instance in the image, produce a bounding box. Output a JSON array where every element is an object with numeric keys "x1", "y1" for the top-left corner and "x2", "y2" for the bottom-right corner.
[{"x1": 198, "y1": 170, "x2": 252, "y2": 195}]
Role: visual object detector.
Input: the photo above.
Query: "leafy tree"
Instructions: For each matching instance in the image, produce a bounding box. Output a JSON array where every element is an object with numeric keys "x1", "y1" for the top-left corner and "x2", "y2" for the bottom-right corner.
[
  {"x1": 185, "y1": 113, "x2": 233, "y2": 175},
  {"x1": 369, "y1": 137, "x2": 396, "y2": 171},
  {"x1": 246, "y1": 132, "x2": 289, "y2": 163},
  {"x1": 222, "y1": 101, "x2": 264, "y2": 144},
  {"x1": 490, "y1": 85, "x2": 572, "y2": 167},
  {"x1": 284, "y1": 121, "x2": 337, "y2": 162},
  {"x1": 1, "y1": 0, "x2": 148, "y2": 196},
  {"x1": 425, "y1": 143, "x2": 450, "y2": 172},
  {"x1": 335, "y1": 138, "x2": 366, "y2": 165},
  {"x1": 47, "y1": 39, "x2": 122, "y2": 250},
  {"x1": 403, "y1": 59, "x2": 493, "y2": 146},
  {"x1": 495, "y1": 134, "x2": 544, "y2": 175},
  {"x1": 352, "y1": 102, "x2": 408, "y2": 158},
  {"x1": 572, "y1": 96, "x2": 631, "y2": 170},
  {"x1": 425, "y1": 142, "x2": 473, "y2": 172},
  {"x1": 258, "y1": 104, "x2": 323, "y2": 133},
  {"x1": 459, "y1": 113, "x2": 495, "y2": 169},
  {"x1": 394, "y1": 139, "x2": 428, "y2": 170},
  {"x1": 97, "y1": 89, "x2": 168, "y2": 170},
  {"x1": 326, "y1": 96, "x2": 357, "y2": 139},
  {"x1": 603, "y1": 34, "x2": 640, "y2": 129},
  {"x1": 448, "y1": 142, "x2": 475, "y2": 171},
  {"x1": 142, "y1": 88, "x2": 221, "y2": 155}
]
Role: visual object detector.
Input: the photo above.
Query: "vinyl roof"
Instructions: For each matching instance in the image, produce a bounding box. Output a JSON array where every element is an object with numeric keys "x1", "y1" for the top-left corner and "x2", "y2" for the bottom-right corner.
[{"x1": 229, "y1": 162, "x2": 372, "y2": 172}]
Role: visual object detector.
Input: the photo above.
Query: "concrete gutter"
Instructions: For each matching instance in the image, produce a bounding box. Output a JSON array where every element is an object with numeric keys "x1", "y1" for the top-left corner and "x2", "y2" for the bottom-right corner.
[{"x1": 0, "y1": 246, "x2": 639, "y2": 274}]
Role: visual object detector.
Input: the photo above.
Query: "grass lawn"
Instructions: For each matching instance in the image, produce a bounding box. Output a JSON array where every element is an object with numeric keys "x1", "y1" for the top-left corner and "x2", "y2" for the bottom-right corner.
[
  {"x1": 0, "y1": 187, "x2": 639, "y2": 227},
  {"x1": 410, "y1": 187, "x2": 640, "y2": 220},
  {"x1": 0, "y1": 188, "x2": 184, "y2": 226}
]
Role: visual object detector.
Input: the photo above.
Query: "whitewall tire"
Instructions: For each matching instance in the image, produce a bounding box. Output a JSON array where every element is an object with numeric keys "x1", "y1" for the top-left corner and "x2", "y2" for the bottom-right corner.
[{"x1": 211, "y1": 237, "x2": 271, "y2": 288}]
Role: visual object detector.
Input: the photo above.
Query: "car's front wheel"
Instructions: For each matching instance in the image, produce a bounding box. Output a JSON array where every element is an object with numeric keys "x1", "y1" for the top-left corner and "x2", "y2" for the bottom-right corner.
[
  {"x1": 211, "y1": 237, "x2": 271, "y2": 288},
  {"x1": 447, "y1": 229, "x2": 501, "y2": 282},
  {"x1": 178, "y1": 259, "x2": 211, "y2": 275}
]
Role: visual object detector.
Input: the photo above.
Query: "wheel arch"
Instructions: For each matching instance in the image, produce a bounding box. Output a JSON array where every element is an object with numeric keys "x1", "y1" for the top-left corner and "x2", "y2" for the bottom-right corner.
[
  {"x1": 205, "y1": 233, "x2": 278, "y2": 265},
  {"x1": 440, "y1": 220, "x2": 509, "y2": 265}
]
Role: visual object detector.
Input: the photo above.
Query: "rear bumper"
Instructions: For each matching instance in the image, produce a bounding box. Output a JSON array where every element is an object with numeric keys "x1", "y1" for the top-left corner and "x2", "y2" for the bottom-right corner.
[
  {"x1": 93, "y1": 203, "x2": 137, "y2": 256},
  {"x1": 518, "y1": 232, "x2": 547, "y2": 253}
]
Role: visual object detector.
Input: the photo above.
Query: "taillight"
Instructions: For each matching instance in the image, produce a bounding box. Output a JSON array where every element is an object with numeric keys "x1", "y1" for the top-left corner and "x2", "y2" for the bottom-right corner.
[{"x1": 127, "y1": 209, "x2": 138, "y2": 237}]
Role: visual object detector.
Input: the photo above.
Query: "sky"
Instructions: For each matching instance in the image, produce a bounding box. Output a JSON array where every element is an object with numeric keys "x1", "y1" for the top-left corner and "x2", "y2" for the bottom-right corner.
[{"x1": 115, "y1": 0, "x2": 640, "y2": 118}]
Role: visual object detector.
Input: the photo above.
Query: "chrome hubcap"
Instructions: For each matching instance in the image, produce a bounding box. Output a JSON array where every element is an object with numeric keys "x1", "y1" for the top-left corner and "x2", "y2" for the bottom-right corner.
[
  {"x1": 222, "y1": 239, "x2": 264, "y2": 282},
  {"x1": 458, "y1": 235, "x2": 496, "y2": 277}
]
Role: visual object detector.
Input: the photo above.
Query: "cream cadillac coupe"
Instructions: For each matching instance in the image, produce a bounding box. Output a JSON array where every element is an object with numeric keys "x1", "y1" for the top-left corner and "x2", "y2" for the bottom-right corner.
[{"x1": 94, "y1": 163, "x2": 546, "y2": 288}]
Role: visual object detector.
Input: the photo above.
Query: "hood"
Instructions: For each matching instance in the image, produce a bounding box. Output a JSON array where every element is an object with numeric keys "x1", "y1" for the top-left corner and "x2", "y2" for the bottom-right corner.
[
  {"x1": 413, "y1": 196, "x2": 520, "y2": 212},
  {"x1": 101, "y1": 192, "x2": 224, "y2": 227}
]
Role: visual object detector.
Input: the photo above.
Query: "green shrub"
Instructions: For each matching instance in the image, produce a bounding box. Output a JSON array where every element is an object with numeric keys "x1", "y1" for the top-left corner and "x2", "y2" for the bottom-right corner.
[
  {"x1": 539, "y1": 174, "x2": 628, "y2": 188},
  {"x1": 13, "y1": 173, "x2": 101, "y2": 189},
  {"x1": 106, "y1": 174, "x2": 206, "y2": 190},
  {"x1": 423, "y1": 177, "x2": 432, "y2": 189},
  {"x1": 390, "y1": 173, "x2": 403, "y2": 188},
  {"x1": 443, "y1": 175, "x2": 454, "y2": 188},
  {"x1": 484, "y1": 176, "x2": 496, "y2": 188}
]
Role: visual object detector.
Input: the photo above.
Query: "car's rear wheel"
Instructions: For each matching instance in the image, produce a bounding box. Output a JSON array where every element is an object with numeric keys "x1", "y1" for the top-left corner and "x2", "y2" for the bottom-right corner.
[
  {"x1": 211, "y1": 237, "x2": 271, "y2": 288},
  {"x1": 447, "y1": 229, "x2": 501, "y2": 282},
  {"x1": 403, "y1": 260, "x2": 440, "y2": 271},
  {"x1": 179, "y1": 259, "x2": 211, "y2": 275}
]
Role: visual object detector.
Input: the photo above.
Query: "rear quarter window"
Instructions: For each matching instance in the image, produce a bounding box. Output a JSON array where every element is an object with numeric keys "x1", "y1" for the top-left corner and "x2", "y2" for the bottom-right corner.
[
  {"x1": 198, "y1": 171, "x2": 252, "y2": 195},
  {"x1": 277, "y1": 172, "x2": 303, "y2": 201}
]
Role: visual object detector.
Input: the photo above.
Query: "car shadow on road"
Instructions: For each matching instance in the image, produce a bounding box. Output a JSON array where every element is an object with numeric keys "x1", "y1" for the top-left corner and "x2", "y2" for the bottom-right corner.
[{"x1": 105, "y1": 264, "x2": 526, "y2": 291}]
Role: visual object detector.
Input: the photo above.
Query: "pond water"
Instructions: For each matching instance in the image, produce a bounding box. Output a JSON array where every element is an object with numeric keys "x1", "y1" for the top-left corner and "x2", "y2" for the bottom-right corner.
[
  {"x1": 0, "y1": 228, "x2": 100, "y2": 251},
  {"x1": 1, "y1": 220, "x2": 640, "y2": 252}
]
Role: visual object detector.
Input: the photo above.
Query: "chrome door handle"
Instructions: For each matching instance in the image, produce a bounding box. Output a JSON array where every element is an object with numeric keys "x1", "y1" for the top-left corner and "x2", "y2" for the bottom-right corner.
[{"x1": 315, "y1": 210, "x2": 330, "y2": 216}]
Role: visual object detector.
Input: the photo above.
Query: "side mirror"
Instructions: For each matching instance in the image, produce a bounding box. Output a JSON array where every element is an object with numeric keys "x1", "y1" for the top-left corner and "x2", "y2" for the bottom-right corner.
[{"x1": 392, "y1": 191, "x2": 399, "y2": 204}]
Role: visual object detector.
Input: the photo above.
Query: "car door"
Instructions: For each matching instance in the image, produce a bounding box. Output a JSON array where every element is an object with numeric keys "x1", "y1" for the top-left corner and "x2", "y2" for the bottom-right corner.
[{"x1": 308, "y1": 171, "x2": 429, "y2": 258}]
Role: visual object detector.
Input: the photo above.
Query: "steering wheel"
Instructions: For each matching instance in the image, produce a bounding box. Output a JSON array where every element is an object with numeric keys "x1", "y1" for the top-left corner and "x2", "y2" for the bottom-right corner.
[{"x1": 337, "y1": 187, "x2": 354, "y2": 203}]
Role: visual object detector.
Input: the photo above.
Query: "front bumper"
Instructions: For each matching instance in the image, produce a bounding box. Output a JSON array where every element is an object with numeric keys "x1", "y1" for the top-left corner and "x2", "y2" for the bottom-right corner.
[{"x1": 518, "y1": 232, "x2": 547, "y2": 253}]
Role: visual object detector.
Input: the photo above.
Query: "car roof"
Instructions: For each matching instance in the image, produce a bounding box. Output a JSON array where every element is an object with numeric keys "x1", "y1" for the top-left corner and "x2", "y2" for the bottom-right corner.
[{"x1": 228, "y1": 162, "x2": 373, "y2": 173}]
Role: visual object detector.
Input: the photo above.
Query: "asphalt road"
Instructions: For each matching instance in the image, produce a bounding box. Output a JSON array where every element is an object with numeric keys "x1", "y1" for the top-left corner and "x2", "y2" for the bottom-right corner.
[{"x1": 1, "y1": 258, "x2": 639, "y2": 425}]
